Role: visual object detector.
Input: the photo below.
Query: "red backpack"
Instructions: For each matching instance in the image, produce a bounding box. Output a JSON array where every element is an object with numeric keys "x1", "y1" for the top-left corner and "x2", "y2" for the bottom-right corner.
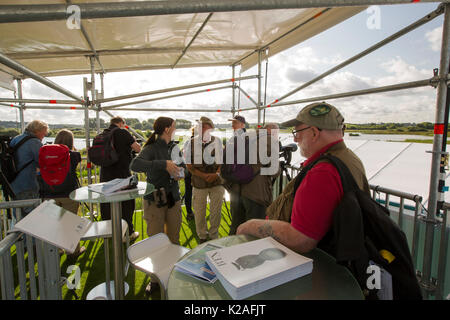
[{"x1": 39, "y1": 144, "x2": 71, "y2": 186}]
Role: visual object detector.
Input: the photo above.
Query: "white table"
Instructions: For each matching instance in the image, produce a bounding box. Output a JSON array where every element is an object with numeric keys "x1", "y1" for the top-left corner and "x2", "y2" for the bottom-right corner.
[{"x1": 70, "y1": 181, "x2": 154, "y2": 300}]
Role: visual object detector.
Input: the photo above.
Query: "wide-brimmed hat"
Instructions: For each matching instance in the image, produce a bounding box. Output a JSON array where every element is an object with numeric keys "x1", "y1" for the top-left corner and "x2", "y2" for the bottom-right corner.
[{"x1": 197, "y1": 116, "x2": 214, "y2": 128}]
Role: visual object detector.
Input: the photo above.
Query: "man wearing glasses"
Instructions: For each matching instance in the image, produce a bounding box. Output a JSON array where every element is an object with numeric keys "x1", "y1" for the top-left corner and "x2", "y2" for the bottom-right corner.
[{"x1": 237, "y1": 102, "x2": 369, "y2": 254}]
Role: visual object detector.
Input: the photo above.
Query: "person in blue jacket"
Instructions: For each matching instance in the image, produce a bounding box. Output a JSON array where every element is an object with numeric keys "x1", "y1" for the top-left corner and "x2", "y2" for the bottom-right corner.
[{"x1": 10, "y1": 120, "x2": 48, "y2": 220}]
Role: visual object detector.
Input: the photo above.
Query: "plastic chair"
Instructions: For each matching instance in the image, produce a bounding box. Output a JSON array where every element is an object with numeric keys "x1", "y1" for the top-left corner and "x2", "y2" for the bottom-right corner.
[
  {"x1": 127, "y1": 233, "x2": 190, "y2": 299},
  {"x1": 81, "y1": 219, "x2": 130, "y2": 300}
]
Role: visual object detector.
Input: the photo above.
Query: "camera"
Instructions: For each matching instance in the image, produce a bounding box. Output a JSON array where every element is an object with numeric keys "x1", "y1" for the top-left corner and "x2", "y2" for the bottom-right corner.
[
  {"x1": 154, "y1": 187, "x2": 167, "y2": 208},
  {"x1": 279, "y1": 143, "x2": 298, "y2": 166},
  {"x1": 0, "y1": 135, "x2": 12, "y2": 155}
]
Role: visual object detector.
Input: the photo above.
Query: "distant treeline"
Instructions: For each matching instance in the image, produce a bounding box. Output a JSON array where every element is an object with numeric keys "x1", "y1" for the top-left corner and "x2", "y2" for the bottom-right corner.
[
  {"x1": 345, "y1": 122, "x2": 434, "y2": 135},
  {"x1": 0, "y1": 120, "x2": 436, "y2": 138}
]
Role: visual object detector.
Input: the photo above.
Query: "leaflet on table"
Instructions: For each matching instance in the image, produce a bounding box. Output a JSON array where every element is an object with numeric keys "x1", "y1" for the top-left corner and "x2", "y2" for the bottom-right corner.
[
  {"x1": 174, "y1": 243, "x2": 223, "y2": 283},
  {"x1": 88, "y1": 176, "x2": 138, "y2": 195},
  {"x1": 205, "y1": 237, "x2": 313, "y2": 299}
]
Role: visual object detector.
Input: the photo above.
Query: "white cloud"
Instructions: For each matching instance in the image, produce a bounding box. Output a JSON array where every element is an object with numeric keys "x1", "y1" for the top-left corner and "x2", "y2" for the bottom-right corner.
[
  {"x1": 262, "y1": 55, "x2": 437, "y2": 124},
  {"x1": 426, "y1": 26, "x2": 443, "y2": 52}
]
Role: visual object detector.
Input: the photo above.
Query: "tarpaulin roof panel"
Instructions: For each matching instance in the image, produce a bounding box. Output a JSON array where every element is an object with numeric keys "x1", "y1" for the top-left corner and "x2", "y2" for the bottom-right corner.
[{"x1": 0, "y1": 0, "x2": 366, "y2": 77}]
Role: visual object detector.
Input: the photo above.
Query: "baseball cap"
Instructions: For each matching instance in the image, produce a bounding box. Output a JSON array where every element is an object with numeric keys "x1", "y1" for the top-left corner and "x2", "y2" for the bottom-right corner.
[
  {"x1": 197, "y1": 116, "x2": 214, "y2": 128},
  {"x1": 281, "y1": 102, "x2": 344, "y2": 130},
  {"x1": 228, "y1": 115, "x2": 246, "y2": 124}
]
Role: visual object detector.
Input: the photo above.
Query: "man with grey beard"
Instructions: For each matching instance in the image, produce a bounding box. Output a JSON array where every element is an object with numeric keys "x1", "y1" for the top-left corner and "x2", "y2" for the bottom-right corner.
[{"x1": 237, "y1": 102, "x2": 369, "y2": 254}]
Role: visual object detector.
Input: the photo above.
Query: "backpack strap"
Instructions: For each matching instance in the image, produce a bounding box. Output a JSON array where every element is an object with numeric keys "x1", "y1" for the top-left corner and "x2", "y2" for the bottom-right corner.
[
  {"x1": 320, "y1": 154, "x2": 360, "y2": 193},
  {"x1": 292, "y1": 153, "x2": 361, "y2": 196},
  {"x1": 12, "y1": 135, "x2": 36, "y2": 175}
]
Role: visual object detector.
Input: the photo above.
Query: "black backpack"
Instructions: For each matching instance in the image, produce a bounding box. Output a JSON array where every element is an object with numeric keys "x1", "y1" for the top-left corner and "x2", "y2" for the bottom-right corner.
[
  {"x1": 0, "y1": 135, "x2": 35, "y2": 184},
  {"x1": 88, "y1": 127, "x2": 119, "y2": 167},
  {"x1": 294, "y1": 153, "x2": 422, "y2": 300}
]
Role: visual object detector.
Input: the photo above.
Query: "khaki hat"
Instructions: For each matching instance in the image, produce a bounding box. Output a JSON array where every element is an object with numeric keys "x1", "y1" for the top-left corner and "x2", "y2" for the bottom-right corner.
[
  {"x1": 281, "y1": 102, "x2": 344, "y2": 130},
  {"x1": 197, "y1": 116, "x2": 214, "y2": 128}
]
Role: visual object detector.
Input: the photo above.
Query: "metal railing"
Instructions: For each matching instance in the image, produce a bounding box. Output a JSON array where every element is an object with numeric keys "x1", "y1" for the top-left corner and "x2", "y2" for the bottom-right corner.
[
  {"x1": 436, "y1": 203, "x2": 449, "y2": 300},
  {"x1": 276, "y1": 165, "x2": 449, "y2": 299},
  {"x1": 1, "y1": 161, "x2": 448, "y2": 299}
]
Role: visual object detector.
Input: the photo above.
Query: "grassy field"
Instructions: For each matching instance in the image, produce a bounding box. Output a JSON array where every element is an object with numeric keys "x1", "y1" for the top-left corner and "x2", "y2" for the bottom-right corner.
[
  {"x1": 3, "y1": 176, "x2": 232, "y2": 300},
  {"x1": 0, "y1": 153, "x2": 244, "y2": 300},
  {"x1": 59, "y1": 200, "x2": 232, "y2": 300}
]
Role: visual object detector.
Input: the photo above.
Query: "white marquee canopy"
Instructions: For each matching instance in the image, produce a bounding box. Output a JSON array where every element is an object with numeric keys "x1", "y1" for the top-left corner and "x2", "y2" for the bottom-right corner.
[{"x1": 0, "y1": 0, "x2": 365, "y2": 78}]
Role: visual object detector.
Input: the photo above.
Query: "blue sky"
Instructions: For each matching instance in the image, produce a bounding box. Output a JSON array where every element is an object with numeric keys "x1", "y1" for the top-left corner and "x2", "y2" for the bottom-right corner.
[{"x1": 0, "y1": 2, "x2": 446, "y2": 126}]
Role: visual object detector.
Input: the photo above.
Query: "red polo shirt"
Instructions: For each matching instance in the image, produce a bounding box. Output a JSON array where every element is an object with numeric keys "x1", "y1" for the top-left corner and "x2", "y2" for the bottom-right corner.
[{"x1": 290, "y1": 140, "x2": 344, "y2": 241}]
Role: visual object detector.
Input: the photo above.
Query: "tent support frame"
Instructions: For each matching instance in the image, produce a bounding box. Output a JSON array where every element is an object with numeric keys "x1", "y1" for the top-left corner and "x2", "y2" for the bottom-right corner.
[
  {"x1": 1, "y1": 1, "x2": 449, "y2": 300},
  {"x1": 0, "y1": 0, "x2": 442, "y2": 23}
]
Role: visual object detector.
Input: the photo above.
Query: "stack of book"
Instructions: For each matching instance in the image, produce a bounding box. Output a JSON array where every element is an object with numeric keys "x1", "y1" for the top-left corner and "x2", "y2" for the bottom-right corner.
[
  {"x1": 205, "y1": 237, "x2": 313, "y2": 300},
  {"x1": 174, "y1": 243, "x2": 223, "y2": 283}
]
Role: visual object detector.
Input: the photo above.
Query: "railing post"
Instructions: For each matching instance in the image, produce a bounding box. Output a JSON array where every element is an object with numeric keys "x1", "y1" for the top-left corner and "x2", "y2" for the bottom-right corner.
[{"x1": 422, "y1": 2, "x2": 450, "y2": 299}]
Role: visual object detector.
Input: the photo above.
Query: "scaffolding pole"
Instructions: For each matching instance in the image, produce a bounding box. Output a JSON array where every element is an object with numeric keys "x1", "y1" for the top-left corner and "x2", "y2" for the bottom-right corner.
[
  {"x1": 15, "y1": 105, "x2": 83, "y2": 110},
  {"x1": 97, "y1": 73, "x2": 104, "y2": 134},
  {"x1": 102, "y1": 85, "x2": 232, "y2": 110},
  {"x1": 0, "y1": 98, "x2": 82, "y2": 105},
  {"x1": 0, "y1": 0, "x2": 442, "y2": 23},
  {"x1": 238, "y1": 78, "x2": 434, "y2": 111},
  {"x1": 257, "y1": 50, "x2": 263, "y2": 126},
  {"x1": 172, "y1": 13, "x2": 213, "y2": 69},
  {"x1": 16, "y1": 79, "x2": 25, "y2": 133},
  {"x1": 232, "y1": 65, "x2": 236, "y2": 117},
  {"x1": 265, "y1": 4, "x2": 444, "y2": 108},
  {"x1": 0, "y1": 53, "x2": 83, "y2": 103},
  {"x1": 8, "y1": 46, "x2": 259, "y2": 60},
  {"x1": 101, "y1": 107, "x2": 231, "y2": 113},
  {"x1": 421, "y1": 2, "x2": 450, "y2": 299},
  {"x1": 83, "y1": 77, "x2": 92, "y2": 186},
  {"x1": 235, "y1": 85, "x2": 258, "y2": 107},
  {"x1": 98, "y1": 75, "x2": 257, "y2": 104}
]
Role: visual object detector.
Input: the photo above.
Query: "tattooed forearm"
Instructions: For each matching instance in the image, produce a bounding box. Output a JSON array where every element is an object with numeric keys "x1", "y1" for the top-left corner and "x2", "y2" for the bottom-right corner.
[{"x1": 257, "y1": 223, "x2": 281, "y2": 242}]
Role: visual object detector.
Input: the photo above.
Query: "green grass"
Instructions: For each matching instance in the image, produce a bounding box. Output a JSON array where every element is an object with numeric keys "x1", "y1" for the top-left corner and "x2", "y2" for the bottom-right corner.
[
  {"x1": 4, "y1": 177, "x2": 232, "y2": 300},
  {"x1": 60, "y1": 200, "x2": 232, "y2": 300}
]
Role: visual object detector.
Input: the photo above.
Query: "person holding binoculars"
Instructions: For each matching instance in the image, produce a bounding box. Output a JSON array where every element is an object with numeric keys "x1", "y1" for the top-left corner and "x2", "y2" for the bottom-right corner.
[{"x1": 130, "y1": 116, "x2": 184, "y2": 245}]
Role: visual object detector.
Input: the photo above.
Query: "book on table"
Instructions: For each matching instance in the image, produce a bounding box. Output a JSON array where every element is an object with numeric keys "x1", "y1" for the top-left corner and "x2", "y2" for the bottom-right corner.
[
  {"x1": 13, "y1": 200, "x2": 92, "y2": 254},
  {"x1": 87, "y1": 175, "x2": 138, "y2": 196},
  {"x1": 205, "y1": 237, "x2": 313, "y2": 300},
  {"x1": 174, "y1": 243, "x2": 223, "y2": 283}
]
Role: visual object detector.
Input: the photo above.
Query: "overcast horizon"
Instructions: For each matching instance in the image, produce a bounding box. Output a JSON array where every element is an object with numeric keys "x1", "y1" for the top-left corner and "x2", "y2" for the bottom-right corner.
[{"x1": 0, "y1": 3, "x2": 446, "y2": 127}]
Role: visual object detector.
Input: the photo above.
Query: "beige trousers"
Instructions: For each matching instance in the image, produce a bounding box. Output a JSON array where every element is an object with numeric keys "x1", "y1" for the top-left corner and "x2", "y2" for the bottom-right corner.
[
  {"x1": 143, "y1": 199, "x2": 181, "y2": 245},
  {"x1": 192, "y1": 185, "x2": 225, "y2": 240}
]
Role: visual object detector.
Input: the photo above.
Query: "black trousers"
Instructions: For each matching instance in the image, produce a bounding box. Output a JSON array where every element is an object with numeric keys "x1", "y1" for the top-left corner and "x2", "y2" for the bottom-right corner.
[
  {"x1": 184, "y1": 171, "x2": 193, "y2": 214},
  {"x1": 228, "y1": 191, "x2": 266, "y2": 235},
  {"x1": 100, "y1": 199, "x2": 136, "y2": 234}
]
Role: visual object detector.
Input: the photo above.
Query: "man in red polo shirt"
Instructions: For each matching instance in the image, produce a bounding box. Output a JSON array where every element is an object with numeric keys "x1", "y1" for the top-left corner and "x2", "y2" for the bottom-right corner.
[{"x1": 237, "y1": 102, "x2": 369, "y2": 253}]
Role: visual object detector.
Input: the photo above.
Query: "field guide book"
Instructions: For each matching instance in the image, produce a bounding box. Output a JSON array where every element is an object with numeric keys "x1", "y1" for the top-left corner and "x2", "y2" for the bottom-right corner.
[
  {"x1": 174, "y1": 243, "x2": 223, "y2": 283},
  {"x1": 205, "y1": 237, "x2": 313, "y2": 300},
  {"x1": 13, "y1": 200, "x2": 92, "y2": 253}
]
